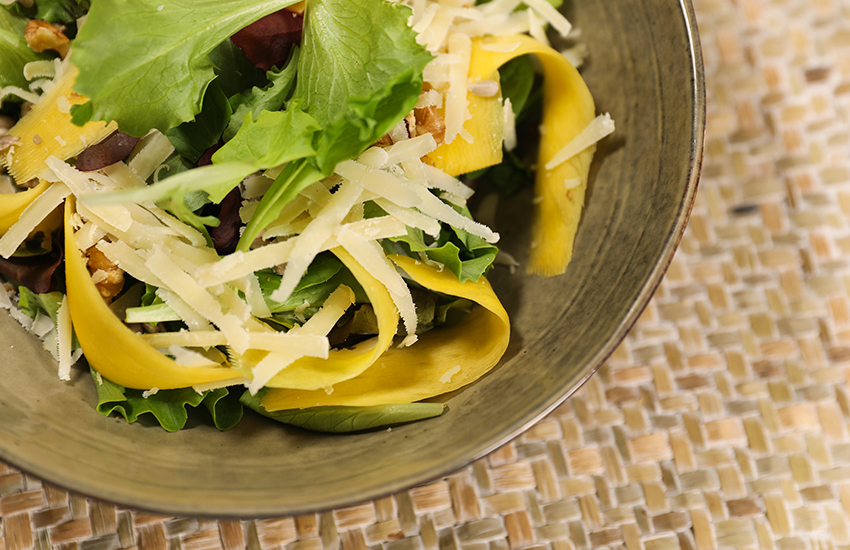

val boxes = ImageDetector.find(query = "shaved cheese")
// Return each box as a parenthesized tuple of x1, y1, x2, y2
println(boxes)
(156, 288, 213, 331)
(440, 365, 461, 383)
(47, 157, 135, 232)
(445, 33, 473, 145)
(335, 227, 418, 339)
(213, 284, 253, 323)
(335, 160, 420, 208)
(0, 284, 11, 309)
(357, 147, 390, 169)
(31, 310, 54, 338)
(422, 163, 474, 199)
(102, 162, 147, 190)
(126, 131, 174, 180)
(526, 8, 549, 47)
(383, 134, 438, 166)
(412, 181, 498, 242)
(168, 345, 220, 368)
(57, 294, 73, 380)
(246, 284, 351, 393)
(23, 60, 57, 81)
(544, 113, 615, 171)
(147, 247, 250, 352)
(192, 376, 251, 393)
(96, 240, 165, 287)
(503, 98, 517, 152)
(142, 330, 228, 348)
(195, 242, 294, 287)
(372, 198, 441, 237)
(0, 181, 70, 258)
(416, 89, 443, 108)
(147, 207, 207, 247)
(242, 173, 273, 199)
(522, 0, 572, 37)
(74, 221, 107, 251)
(480, 42, 521, 53)
(270, 179, 364, 303)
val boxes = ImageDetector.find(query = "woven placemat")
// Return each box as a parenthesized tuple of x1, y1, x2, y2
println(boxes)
(4, 0, 850, 548)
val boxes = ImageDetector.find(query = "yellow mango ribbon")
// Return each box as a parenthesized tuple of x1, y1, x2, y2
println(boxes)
(64, 197, 239, 389)
(261, 254, 510, 410)
(262, 247, 399, 390)
(427, 34, 598, 276)
(0, 180, 50, 234)
(2, 64, 116, 184)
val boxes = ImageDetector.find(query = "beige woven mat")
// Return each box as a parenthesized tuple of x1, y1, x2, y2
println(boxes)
(4, 0, 850, 548)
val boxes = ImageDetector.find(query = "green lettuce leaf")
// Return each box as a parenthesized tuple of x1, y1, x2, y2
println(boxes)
(212, 104, 320, 168)
(69, 0, 300, 136)
(202, 387, 243, 431)
(17, 286, 63, 323)
(231, 0, 432, 250)
(241, 390, 446, 433)
(166, 81, 232, 163)
(371, 201, 497, 283)
(296, 0, 432, 173)
(0, 9, 49, 93)
(224, 47, 300, 142)
(91, 369, 243, 432)
(207, 39, 267, 98)
(91, 369, 206, 432)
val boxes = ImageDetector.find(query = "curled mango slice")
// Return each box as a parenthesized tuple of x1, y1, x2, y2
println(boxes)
(428, 34, 598, 276)
(64, 197, 239, 389)
(2, 65, 117, 184)
(263, 247, 399, 390)
(0, 180, 50, 234)
(261, 254, 509, 410)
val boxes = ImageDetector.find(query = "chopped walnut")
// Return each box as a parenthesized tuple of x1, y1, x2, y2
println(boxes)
(374, 134, 394, 147)
(415, 105, 446, 146)
(25, 20, 70, 59)
(375, 112, 419, 147)
(87, 245, 125, 302)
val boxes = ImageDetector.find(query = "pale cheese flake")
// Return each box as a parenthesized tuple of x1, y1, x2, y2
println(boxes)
(56, 294, 73, 381)
(247, 285, 354, 393)
(544, 113, 615, 171)
(0, 181, 70, 258)
(335, 227, 418, 340)
(167, 345, 220, 367)
(440, 365, 461, 383)
(270, 179, 364, 304)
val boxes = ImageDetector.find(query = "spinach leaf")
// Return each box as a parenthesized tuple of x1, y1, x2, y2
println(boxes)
(241, 390, 446, 433)
(499, 55, 535, 117)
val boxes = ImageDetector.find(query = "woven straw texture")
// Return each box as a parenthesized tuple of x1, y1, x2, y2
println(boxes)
(4, 0, 850, 548)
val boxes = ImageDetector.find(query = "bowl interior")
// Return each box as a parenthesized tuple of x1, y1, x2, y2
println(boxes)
(0, 0, 704, 517)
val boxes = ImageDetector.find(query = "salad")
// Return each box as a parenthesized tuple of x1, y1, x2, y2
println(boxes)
(0, 0, 613, 432)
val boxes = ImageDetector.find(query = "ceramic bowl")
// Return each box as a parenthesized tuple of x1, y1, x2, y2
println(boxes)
(0, 0, 704, 517)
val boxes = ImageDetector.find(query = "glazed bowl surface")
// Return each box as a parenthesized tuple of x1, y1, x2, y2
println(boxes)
(0, 0, 704, 517)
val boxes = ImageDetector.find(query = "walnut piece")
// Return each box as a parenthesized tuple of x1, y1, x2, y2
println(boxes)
(415, 105, 446, 146)
(87, 245, 125, 303)
(25, 20, 70, 59)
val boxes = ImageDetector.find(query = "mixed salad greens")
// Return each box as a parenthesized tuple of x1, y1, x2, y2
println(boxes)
(0, 0, 612, 432)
